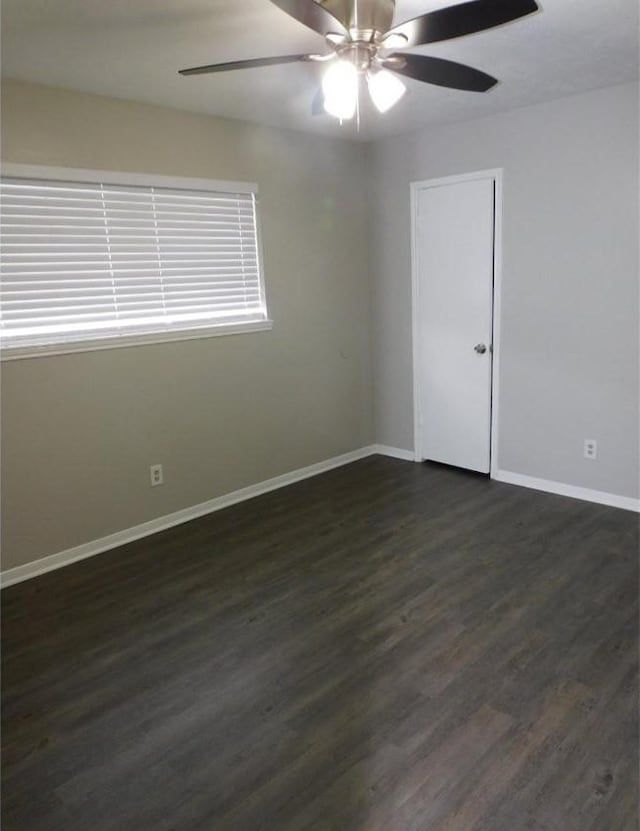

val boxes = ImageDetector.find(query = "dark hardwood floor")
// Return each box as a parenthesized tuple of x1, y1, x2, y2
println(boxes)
(2, 456, 638, 831)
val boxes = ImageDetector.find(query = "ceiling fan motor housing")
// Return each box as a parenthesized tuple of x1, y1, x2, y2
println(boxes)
(320, 0, 395, 41)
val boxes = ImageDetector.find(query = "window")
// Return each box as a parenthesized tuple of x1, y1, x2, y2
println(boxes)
(0, 165, 271, 357)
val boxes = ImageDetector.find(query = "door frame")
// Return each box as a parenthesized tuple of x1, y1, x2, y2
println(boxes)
(410, 168, 504, 478)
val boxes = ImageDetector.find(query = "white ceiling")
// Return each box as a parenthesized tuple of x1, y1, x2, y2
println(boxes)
(2, 0, 638, 141)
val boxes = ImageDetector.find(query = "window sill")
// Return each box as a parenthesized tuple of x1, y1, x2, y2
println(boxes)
(1, 319, 273, 361)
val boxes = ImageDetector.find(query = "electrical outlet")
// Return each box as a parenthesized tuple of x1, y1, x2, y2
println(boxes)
(584, 440, 597, 460)
(150, 464, 164, 486)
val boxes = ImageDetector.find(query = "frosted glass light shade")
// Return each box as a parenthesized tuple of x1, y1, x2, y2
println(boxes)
(367, 69, 406, 113)
(322, 60, 358, 120)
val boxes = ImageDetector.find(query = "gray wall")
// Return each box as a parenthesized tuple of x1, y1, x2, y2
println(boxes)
(1, 79, 373, 570)
(2, 79, 638, 573)
(370, 82, 639, 500)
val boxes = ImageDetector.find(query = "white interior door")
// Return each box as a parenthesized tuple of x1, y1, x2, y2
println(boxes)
(414, 175, 495, 473)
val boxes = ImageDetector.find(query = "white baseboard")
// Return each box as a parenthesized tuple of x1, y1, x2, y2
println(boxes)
(8, 451, 631, 588)
(493, 469, 640, 513)
(1, 446, 378, 588)
(371, 444, 418, 462)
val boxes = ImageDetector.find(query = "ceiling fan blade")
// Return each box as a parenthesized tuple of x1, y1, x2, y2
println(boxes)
(179, 54, 310, 76)
(311, 87, 325, 116)
(385, 53, 497, 92)
(268, 0, 348, 38)
(385, 0, 538, 49)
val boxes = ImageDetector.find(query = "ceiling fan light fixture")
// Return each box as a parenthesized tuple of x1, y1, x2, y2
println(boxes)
(179, 0, 540, 121)
(322, 59, 358, 120)
(367, 68, 406, 113)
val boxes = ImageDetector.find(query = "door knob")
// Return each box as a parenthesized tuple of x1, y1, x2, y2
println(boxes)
(474, 343, 487, 354)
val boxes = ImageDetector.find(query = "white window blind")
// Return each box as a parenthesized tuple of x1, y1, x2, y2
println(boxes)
(0, 172, 268, 352)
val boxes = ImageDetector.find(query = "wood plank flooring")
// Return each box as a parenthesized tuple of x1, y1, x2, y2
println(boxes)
(2, 456, 638, 830)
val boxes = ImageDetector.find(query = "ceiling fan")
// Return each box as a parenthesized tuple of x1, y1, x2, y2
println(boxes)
(179, 0, 539, 121)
